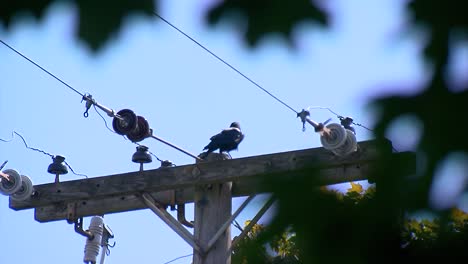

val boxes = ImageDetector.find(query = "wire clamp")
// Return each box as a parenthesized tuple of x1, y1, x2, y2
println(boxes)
(82, 94, 95, 118)
(297, 109, 310, 131)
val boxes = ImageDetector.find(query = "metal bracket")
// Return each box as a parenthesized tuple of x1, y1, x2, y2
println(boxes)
(74, 217, 94, 240)
(81, 93, 120, 119)
(141, 192, 203, 255)
(66, 202, 77, 224)
(297, 109, 329, 134)
(177, 203, 194, 228)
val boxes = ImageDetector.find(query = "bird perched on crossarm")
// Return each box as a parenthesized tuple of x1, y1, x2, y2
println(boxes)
(201, 122, 244, 159)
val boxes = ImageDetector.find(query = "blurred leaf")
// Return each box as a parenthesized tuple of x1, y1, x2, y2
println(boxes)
(407, 0, 468, 63)
(205, 0, 328, 47)
(0, 0, 156, 53)
(347, 182, 363, 194)
(76, 0, 155, 52)
(0, 0, 53, 27)
(372, 77, 468, 210)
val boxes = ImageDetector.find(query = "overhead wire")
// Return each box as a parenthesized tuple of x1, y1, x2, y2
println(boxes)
(0, 38, 172, 167)
(94, 105, 118, 134)
(161, 253, 193, 264)
(13, 132, 54, 158)
(152, 12, 298, 115)
(307, 106, 375, 133)
(153, 12, 377, 134)
(0, 132, 14, 142)
(0, 39, 84, 97)
(0, 131, 88, 178)
(2, 16, 378, 161)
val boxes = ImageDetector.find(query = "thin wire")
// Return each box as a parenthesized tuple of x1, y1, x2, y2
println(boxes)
(353, 122, 374, 132)
(64, 161, 88, 178)
(0, 132, 14, 142)
(13, 132, 54, 157)
(0, 39, 84, 97)
(94, 105, 117, 134)
(162, 253, 193, 264)
(153, 12, 298, 115)
(2, 131, 88, 178)
(307, 106, 342, 118)
(307, 106, 375, 132)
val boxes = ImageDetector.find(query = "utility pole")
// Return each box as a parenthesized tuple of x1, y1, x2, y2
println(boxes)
(8, 139, 414, 264)
(193, 153, 232, 264)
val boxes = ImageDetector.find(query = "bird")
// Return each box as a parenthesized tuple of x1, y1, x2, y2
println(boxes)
(201, 122, 244, 159)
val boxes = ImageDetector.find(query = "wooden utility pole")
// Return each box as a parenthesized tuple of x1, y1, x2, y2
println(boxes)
(8, 139, 412, 264)
(194, 153, 232, 264)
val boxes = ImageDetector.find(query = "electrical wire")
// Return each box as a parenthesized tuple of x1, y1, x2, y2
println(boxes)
(13, 132, 54, 158)
(0, 39, 84, 97)
(94, 105, 118, 134)
(64, 161, 88, 178)
(307, 106, 375, 132)
(153, 12, 298, 115)
(0, 132, 14, 142)
(0, 131, 88, 178)
(156, 12, 380, 134)
(306, 106, 341, 118)
(162, 253, 193, 264)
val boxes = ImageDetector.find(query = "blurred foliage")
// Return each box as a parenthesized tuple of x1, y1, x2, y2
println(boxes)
(2, 0, 468, 263)
(234, 184, 468, 263)
(0, 0, 327, 51)
(0, 0, 155, 52)
(205, 0, 328, 47)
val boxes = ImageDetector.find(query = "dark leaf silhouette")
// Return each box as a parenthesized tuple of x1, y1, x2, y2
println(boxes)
(206, 0, 328, 47)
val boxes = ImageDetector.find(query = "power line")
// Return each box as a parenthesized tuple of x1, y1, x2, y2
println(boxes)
(13, 132, 54, 158)
(153, 12, 298, 115)
(307, 106, 375, 132)
(0, 132, 14, 142)
(154, 13, 380, 134)
(0, 39, 84, 97)
(0, 131, 88, 178)
(64, 161, 88, 178)
(162, 253, 193, 264)
(94, 105, 118, 134)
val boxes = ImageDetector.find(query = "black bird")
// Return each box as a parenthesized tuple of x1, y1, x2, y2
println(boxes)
(202, 122, 244, 159)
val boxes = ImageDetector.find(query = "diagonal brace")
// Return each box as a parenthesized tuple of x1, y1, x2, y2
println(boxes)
(141, 193, 203, 254)
(205, 195, 256, 253)
(230, 195, 276, 250)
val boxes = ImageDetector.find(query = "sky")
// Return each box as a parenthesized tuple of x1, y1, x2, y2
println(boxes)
(0, 1, 466, 264)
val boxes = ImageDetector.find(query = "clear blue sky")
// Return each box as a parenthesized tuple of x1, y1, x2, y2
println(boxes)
(1, 1, 465, 263)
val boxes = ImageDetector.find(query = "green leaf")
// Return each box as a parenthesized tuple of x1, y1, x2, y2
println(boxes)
(347, 182, 363, 194)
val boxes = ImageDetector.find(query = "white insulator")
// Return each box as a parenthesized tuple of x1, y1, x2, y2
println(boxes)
(332, 129, 358, 156)
(11, 175, 34, 201)
(84, 216, 104, 264)
(320, 123, 347, 150)
(0, 169, 22, 195)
